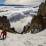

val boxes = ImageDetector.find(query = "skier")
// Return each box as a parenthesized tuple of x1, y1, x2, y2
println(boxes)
(1, 26, 7, 40)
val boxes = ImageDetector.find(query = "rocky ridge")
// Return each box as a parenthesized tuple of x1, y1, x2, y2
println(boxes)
(30, 0, 46, 33)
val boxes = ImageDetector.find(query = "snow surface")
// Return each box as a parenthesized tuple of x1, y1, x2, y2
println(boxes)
(0, 29, 46, 46)
(0, 5, 38, 33)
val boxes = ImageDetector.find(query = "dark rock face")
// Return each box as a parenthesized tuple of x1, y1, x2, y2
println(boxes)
(10, 27, 18, 33)
(37, 0, 46, 27)
(0, 16, 10, 32)
(30, 0, 46, 33)
(2, 16, 10, 31)
(21, 23, 31, 34)
(0, 16, 20, 33)
(10, 27, 15, 32)
(37, 2, 45, 16)
(21, 25, 28, 34)
(30, 15, 45, 33)
(45, 0, 46, 5)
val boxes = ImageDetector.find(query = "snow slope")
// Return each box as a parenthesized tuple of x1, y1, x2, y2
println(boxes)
(0, 29, 46, 46)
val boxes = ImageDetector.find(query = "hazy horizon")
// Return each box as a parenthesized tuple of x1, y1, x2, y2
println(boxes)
(0, 0, 45, 5)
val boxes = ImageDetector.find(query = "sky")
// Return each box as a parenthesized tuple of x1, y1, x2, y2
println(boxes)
(0, 0, 45, 5)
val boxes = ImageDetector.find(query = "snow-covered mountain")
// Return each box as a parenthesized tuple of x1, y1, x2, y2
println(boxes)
(0, 4, 45, 46)
(0, 5, 38, 33)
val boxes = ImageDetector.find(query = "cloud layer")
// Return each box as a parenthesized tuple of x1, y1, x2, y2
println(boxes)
(5, 0, 45, 5)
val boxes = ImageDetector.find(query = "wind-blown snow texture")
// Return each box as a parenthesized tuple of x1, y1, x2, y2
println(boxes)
(0, 29, 46, 46)
(0, 5, 38, 33)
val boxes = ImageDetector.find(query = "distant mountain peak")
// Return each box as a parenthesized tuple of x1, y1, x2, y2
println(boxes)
(0, 4, 25, 6)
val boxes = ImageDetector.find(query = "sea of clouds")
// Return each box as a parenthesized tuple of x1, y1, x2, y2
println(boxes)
(0, 5, 39, 33)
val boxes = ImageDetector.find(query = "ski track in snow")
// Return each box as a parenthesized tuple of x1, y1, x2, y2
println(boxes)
(0, 29, 46, 46)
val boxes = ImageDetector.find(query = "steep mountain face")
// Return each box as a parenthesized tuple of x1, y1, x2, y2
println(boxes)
(30, 0, 46, 33)
(0, 16, 10, 31)
(37, 0, 46, 27)
(30, 15, 45, 33)
(37, 2, 46, 16)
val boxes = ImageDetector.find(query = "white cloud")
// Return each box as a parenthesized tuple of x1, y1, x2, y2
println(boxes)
(5, 0, 45, 5)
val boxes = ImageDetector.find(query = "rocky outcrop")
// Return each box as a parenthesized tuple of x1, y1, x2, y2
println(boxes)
(30, 0, 46, 33)
(0, 16, 10, 31)
(45, 0, 46, 5)
(30, 15, 45, 33)
(37, 2, 46, 16)
(21, 23, 31, 34)
(37, 0, 46, 27)
(0, 16, 20, 33)
(10, 27, 20, 33)
(0, 16, 16, 33)
(37, 3, 46, 17)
